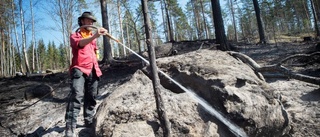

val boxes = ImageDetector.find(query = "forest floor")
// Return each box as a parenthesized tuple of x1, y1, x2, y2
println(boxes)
(0, 40, 319, 136)
(235, 41, 320, 136)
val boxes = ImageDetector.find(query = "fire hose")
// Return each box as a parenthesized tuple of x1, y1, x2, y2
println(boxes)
(81, 25, 248, 137)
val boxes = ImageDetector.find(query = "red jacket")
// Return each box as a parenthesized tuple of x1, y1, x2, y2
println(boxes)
(69, 31, 102, 77)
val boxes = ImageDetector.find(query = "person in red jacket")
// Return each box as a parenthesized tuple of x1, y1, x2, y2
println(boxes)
(65, 11, 107, 137)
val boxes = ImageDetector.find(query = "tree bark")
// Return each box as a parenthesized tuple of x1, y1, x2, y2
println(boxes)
(141, 0, 171, 136)
(211, 0, 230, 51)
(19, 0, 31, 75)
(253, 0, 266, 44)
(30, 0, 36, 72)
(100, 0, 113, 64)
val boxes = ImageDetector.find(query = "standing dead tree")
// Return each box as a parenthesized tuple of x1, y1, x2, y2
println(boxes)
(228, 51, 320, 85)
(141, 0, 171, 136)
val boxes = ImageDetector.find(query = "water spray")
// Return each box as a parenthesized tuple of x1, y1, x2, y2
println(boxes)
(81, 25, 248, 137)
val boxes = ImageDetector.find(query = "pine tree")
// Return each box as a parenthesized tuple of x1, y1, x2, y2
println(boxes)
(37, 39, 46, 72)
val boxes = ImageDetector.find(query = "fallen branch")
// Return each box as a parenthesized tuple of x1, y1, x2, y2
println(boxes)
(228, 51, 320, 85)
(279, 52, 320, 65)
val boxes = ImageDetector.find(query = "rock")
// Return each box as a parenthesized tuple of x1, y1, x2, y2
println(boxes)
(112, 121, 155, 137)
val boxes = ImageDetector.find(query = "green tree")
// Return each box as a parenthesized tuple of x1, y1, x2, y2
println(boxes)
(59, 43, 67, 69)
(37, 39, 46, 72)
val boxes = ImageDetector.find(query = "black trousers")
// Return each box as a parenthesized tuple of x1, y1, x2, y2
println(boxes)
(65, 68, 99, 128)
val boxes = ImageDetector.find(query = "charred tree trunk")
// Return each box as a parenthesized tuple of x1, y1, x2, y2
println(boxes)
(253, 0, 266, 44)
(211, 0, 230, 51)
(141, 0, 171, 136)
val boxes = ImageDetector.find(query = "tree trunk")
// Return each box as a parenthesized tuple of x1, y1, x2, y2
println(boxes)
(253, 0, 266, 44)
(310, 0, 320, 37)
(57, 0, 70, 67)
(141, 0, 171, 136)
(19, 0, 30, 75)
(164, 0, 174, 42)
(160, 0, 168, 42)
(191, 0, 201, 39)
(100, 0, 113, 63)
(200, 0, 209, 39)
(10, 26, 16, 76)
(117, 0, 126, 57)
(11, 0, 24, 74)
(230, 0, 238, 42)
(30, 0, 36, 72)
(0, 29, 3, 77)
(211, 0, 230, 51)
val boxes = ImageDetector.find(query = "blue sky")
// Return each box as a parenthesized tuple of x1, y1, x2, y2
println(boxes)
(35, 0, 223, 47)
(34, 0, 189, 46)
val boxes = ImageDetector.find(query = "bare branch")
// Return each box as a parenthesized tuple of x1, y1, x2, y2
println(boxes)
(228, 51, 320, 85)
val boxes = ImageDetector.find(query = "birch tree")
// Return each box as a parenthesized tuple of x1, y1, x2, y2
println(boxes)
(29, 0, 37, 72)
(11, 0, 24, 74)
(19, 0, 31, 74)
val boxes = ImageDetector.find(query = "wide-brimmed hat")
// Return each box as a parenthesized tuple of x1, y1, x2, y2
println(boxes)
(78, 12, 96, 22)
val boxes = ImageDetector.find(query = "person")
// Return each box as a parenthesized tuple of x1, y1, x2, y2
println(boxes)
(65, 11, 107, 137)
